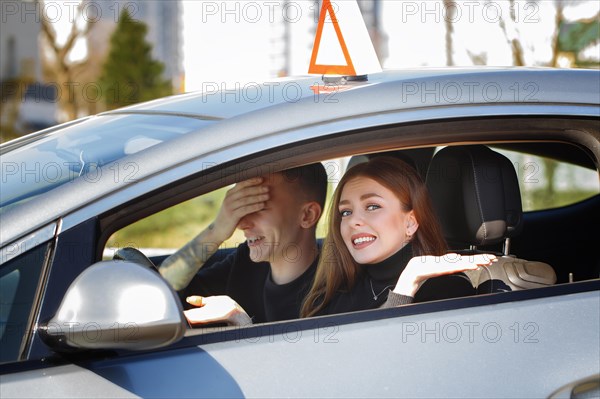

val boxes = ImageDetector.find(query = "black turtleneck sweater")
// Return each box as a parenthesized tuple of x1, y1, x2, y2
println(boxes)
(317, 243, 475, 315)
(179, 242, 318, 323)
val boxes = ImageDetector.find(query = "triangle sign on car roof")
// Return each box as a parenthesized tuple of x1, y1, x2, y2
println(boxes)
(308, 0, 382, 77)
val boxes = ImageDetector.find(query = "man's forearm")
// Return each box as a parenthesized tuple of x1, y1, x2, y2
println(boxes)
(159, 224, 224, 291)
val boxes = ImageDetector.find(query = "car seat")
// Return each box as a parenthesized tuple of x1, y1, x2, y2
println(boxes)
(425, 145, 557, 292)
(345, 148, 435, 181)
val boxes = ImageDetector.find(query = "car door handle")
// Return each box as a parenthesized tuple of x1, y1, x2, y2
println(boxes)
(548, 374, 600, 399)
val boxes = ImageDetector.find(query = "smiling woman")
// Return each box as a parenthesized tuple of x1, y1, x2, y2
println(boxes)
(1, 64, 598, 398)
(301, 156, 496, 318)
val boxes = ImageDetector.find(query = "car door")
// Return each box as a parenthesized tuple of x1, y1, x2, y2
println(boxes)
(2, 81, 599, 398)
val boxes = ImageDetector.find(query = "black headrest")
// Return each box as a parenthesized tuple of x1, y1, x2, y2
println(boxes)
(346, 148, 434, 180)
(426, 145, 523, 247)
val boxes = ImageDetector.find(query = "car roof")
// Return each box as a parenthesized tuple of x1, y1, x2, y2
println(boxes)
(4, 67, 599, 153)
(110, 67, 599, 120)
(1, 67, 599, 248)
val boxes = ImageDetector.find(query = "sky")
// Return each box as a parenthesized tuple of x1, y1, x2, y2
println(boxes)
(49, 0, 599, 91)
(182, 1, 315, 90)
(181, 0, 599, 92)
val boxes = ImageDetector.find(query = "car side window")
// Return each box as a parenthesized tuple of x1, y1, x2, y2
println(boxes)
(0, 242, 50, 363)
(494, 149, 599, 211)
(104, 186, 240, 260)
(104, 169, 335, 261)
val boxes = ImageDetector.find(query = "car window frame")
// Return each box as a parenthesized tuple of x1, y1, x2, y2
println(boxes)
(0, 238, 54, 363)
(4, 115, 595, 364)
(95, 115, 600, 252)
(90, 117, 599, 331)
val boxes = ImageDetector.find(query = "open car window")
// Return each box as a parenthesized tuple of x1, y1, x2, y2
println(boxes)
(492, 148, 599, 211)
(104, 160, 340, 261)
(105, 186, 235, 260)
(100, 140, 599, 331)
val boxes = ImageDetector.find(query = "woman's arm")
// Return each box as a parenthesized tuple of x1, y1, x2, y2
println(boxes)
(393, 253, 496, 297)
(380, 290, 414, 308)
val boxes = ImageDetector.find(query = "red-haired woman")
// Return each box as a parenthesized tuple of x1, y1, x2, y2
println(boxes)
(301, 156, 495, 317)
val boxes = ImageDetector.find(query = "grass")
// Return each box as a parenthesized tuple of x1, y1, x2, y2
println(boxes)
(521, 189, 597, 212)
(105, 187, 240, 249)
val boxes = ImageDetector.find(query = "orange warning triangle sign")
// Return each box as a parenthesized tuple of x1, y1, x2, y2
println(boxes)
(308, 0, 381, 76)
(308, 0, 356, 76)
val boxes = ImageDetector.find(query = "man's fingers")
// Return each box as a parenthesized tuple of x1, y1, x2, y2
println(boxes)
(184, 296, 243, 326)
(230, 177, 264, 194)
(186, 295, 204, 307)
(184, 308, 217, 325)
(222, 178, 264, 205)
(216, 181, 269, 229)
(225, 186, 269, 213)
(232, 192, 269, 210)
(235, 202, 267, 218)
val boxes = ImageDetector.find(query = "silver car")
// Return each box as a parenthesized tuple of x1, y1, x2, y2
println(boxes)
(1, 68, 599, 398)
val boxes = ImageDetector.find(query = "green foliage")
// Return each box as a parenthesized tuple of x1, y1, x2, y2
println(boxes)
(558, 16, 600, 68)
(106, 188, 229, 249)
(522, 189, 597, 212)
(99, 10, 172, 110)
(559, 18, 600, 53)
(1, 78, 34, 142)
(0, 127, 20, 144)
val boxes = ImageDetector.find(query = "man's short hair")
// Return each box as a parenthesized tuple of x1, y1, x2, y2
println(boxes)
(282, 163, 328, 209)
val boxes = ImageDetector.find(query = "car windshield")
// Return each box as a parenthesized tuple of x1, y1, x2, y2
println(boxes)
(0, 113, 212, 212)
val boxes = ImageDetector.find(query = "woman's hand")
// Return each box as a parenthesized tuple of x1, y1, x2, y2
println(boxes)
(394, 253, 497, 297)
(184, 295, 252, 326)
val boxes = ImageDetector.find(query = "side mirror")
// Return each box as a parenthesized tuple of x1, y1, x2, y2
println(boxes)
(39, 260, 187, 351)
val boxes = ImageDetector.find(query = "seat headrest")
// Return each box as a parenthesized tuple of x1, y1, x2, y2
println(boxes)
(426, 145, 523, 247)
(346, 149, 430, 178)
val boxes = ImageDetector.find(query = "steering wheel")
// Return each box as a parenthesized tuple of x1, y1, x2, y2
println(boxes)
(113, 247, 157, 270)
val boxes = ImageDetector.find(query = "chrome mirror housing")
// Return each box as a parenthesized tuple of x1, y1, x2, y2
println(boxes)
(39, 260, 187, 351)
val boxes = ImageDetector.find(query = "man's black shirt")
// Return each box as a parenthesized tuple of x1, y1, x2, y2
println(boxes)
(179, 242, 317, 323)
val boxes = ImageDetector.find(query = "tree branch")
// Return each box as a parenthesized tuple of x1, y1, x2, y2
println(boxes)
(40, 12, 60, 55)
(550, 0, 565, 67)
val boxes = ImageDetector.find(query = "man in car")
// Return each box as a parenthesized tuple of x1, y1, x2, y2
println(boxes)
(159, 163, 328, 325)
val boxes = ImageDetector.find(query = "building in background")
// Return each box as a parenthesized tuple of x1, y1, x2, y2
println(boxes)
(88, 0, 184, 92)
(1, 0, 58, 138)
(267, 1, 315, 77)
(0, 0, 41, 82)
(357, 0, 388, 64)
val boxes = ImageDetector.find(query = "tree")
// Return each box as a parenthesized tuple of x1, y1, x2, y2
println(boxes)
(556, 10, 600, 68)
(40, 0, 95, 121)
(495, 0, 598, 205)
(496, 0, 526, 66)
(99, 10, 172, 110)
(443, 0, 456, 66)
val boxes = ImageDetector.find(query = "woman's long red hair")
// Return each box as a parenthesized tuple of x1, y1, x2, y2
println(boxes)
(301, 156, 447, 317)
